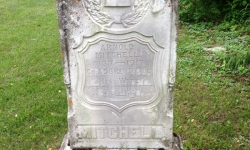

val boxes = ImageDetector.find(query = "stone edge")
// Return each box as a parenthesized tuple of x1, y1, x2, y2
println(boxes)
(60, 133, 183, 150)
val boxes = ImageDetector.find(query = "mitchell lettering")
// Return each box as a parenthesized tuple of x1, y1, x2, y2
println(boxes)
(96, 51, 141, 58)
(76, 125, 163, 139)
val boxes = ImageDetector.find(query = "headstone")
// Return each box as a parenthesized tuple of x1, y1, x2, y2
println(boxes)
(56, 0, 180, 149)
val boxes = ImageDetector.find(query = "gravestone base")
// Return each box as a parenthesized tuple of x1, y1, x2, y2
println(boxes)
(60, 133, 70, 150)
(60, 133, 183, 150)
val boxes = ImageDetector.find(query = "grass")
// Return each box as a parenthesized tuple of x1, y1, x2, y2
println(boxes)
(0, 0, 249, 149)
(174, 24, 250, 149)
(0, 0, 67, 149)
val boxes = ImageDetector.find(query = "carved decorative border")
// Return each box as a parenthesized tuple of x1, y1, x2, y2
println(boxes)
(74, 32, 163, 112)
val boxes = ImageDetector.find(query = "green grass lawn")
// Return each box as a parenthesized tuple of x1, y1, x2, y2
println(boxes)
(0, 0, 249, 149)
(175, 24, 250, 149)
(0, 0, 67, 149)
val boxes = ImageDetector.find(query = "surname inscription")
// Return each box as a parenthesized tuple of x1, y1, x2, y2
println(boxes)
(76, 125, 164, 140)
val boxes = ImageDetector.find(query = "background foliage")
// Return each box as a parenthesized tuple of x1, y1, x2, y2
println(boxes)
(180, 0, 250, 77)
(180, 0, 250, 24)
(177, 0, 249, 149)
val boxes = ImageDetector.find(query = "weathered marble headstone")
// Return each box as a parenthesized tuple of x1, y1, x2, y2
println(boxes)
(57, 0, 181, 149)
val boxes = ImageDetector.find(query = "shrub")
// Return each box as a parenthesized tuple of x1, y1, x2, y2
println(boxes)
(179, 0, 250, 24)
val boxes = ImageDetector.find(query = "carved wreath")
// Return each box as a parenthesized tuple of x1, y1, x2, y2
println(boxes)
(83, 0, 151, 28)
